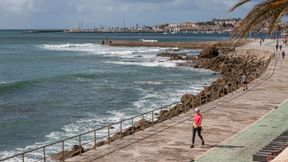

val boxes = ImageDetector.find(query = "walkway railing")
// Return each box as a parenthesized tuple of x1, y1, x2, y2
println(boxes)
(0, 48, 274, 162)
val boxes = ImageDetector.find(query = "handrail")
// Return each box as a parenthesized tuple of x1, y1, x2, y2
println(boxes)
(0, 101, 179, 162)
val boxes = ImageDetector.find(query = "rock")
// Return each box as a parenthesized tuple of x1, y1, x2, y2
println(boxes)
(199, 46, 219, 58)
(180, 93, 195, 108)
(156, 53, 186, 60)
(50, 145, 85, 161)
(133, 119, 152, 129)
(71, 145, 84, 156)
(158, 104, 185, 121)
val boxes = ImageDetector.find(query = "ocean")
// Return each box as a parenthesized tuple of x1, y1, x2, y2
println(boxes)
(0, 31, 228, 161)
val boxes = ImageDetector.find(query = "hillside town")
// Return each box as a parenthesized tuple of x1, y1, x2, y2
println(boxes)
(65, 17, 242, 34)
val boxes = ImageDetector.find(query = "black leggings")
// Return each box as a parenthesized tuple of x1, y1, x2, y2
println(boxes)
(192, 127, 204, 144)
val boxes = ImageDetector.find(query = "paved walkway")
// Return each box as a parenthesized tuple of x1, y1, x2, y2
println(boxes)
(196, 99, 288, 162)
(67, 40, 288, 162)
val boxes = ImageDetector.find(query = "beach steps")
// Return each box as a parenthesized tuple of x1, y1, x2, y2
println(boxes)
(253, 130, 288, 162)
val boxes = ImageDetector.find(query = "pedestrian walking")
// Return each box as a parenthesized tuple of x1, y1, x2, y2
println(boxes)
(191, 108, 205, 148)
(276, 44, 279, 52)
(279, 44, 282, 51)
(282, 51, 286, 59)
(242, 73, 248, 91)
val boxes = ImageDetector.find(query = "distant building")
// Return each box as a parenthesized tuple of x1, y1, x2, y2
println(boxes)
(180, 22, 197, 28)
(179, 22, 198, 32)
(168, 23, 178, 28)
(212, 18, 241, 26)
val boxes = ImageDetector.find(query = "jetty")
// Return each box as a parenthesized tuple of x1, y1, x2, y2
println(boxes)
(66, 40, 288, 162)
(102, 40, 246, 49)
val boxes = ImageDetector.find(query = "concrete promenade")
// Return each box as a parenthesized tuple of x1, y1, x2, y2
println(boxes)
(67, 40, 288, 162)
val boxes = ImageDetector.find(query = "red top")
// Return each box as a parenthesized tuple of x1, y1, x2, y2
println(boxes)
(194, 113, 202, 127)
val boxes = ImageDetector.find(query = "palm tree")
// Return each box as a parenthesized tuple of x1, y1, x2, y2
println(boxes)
(230, 0, 288, 38)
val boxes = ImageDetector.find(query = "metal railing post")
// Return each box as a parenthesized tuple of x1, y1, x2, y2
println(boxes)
(192, 98, 195, 108)
(22, 153, 24, 162)
(199, 96, 202, 106)
(107, 125, 111, 144)
(94, 130, 97, 150)
(152, 111, 154, 122)
(61, 141, 65, 162)
(43, 146, 46, 162)
(120, 121, 123, 133)
(131, 117, 134, 126)
(79, 135, 82, 155)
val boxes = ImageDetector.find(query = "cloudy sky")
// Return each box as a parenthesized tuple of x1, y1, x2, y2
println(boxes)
(0, 0, 255, 29)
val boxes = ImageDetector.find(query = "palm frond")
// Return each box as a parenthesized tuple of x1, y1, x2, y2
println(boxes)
(232, 0, 288, 38)
(229, 0, 251, 12)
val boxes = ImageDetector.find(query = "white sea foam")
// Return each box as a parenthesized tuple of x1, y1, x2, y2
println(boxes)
(41, 43, 166, 59)
(42, 43, 96, 52)
(134, 81, 163, 85)
(105, 59, 186, 68)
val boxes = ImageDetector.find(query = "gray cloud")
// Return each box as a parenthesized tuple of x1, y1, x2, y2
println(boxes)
(0, 0, 253, 29)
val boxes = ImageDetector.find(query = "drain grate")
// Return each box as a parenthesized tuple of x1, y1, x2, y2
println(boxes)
(253, 130, 288, 162)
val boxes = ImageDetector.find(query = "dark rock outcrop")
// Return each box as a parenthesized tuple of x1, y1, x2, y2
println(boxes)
(156, 52, 186, 60)
(199, 46, 219, 58)
(51, 145, 85, 161)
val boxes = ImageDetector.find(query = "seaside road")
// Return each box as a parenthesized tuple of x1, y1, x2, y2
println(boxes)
(67, 42, 288, 162)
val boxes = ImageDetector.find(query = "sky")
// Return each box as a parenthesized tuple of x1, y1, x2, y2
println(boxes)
(0, 0, 255, 29)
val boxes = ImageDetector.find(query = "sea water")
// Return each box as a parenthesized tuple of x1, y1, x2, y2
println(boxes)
(0, 31, 227, 160)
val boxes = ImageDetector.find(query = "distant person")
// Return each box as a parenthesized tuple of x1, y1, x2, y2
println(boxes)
(279, 44, 282, 51)
(191, 108, 205, 148)
(282, 51, 286, 59)
(242, 73, 248, 91)
(276, 44, 279, 52)
(260, 40, 262, 46)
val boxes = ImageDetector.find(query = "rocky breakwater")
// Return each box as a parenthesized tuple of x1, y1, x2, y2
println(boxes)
(157, 45, 274, 121)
